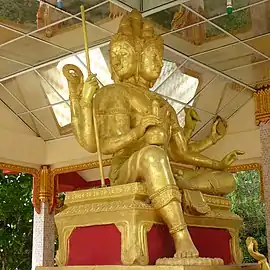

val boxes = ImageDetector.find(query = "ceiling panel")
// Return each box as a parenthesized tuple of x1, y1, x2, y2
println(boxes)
(179, 60, 217, 94)
(210, 1, 270, 41)
(0, 36, 68, 66)
(84, 2, 111, 24)
(225, 60, 270, 87)
(164, 21, 236, 56)
(0, 57, 29, 79)
(19, 112, 55, 140)
(0, 1, 266, 141)
(84, 2, 120, 34)
(146, 4, 203, 35)
(245, 34, 270, 58)
(183, 0, 266, 20)
(143, 0, 178, 11)
(189, 76, 245, 114)
(0, 83, 27, 114)
(0, 26, 22, 45)
(0, 1, 68, 33)
(217, 88, 253, 119)
(156, 68, 199, 105)
(1, 70, 66, 112)
(22, 107, 61, 138)
(32, 17, 111, 53)
(49, 0, 107, 15)
(192, 42, 267, 72)
(163, 48, 186, 65)
(117, 0, 141, 10)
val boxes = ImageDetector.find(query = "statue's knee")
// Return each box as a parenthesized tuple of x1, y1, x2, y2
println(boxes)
(139, 145, 167, 166)
(215, 171, 236, 194)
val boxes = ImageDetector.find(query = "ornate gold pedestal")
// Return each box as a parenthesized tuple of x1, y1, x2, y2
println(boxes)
(55, 183, 243, 266)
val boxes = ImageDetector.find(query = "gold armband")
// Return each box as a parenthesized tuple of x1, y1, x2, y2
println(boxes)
(169, 224, 187, 234)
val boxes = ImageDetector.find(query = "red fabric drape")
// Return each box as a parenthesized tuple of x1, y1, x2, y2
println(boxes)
(58, 172, 110, 193)
(67, 224, 233, 265)
(68, 225, 121, 265)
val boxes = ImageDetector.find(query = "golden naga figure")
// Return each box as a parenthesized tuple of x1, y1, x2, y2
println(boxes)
(246, 237, 269, 270)
(63, 10, 243, 262)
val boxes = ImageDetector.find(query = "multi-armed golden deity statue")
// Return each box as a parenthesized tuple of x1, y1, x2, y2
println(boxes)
(62, 9, 245, 266)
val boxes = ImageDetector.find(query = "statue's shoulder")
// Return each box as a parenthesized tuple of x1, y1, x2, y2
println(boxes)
(95, 83, 129, 99)
(94, 83, 131, 112)
(149, 91, 175, 111)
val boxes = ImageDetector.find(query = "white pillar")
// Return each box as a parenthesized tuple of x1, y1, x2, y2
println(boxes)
(259, 123, 270, 262)
(32, 202, 55, 270)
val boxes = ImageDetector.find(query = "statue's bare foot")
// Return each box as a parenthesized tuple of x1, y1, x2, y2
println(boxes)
(173, 228, 199, 258)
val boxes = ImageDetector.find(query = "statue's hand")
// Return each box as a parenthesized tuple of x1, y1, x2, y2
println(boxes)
(184, 107, 200, 130)
(81, 74, 99, 104)
(136, 114, 162, 138)
(210, 116, 227, 143)
(173, 169, 184, 181)
(62, 64, 84, 99)
(219, 150, 245, 169)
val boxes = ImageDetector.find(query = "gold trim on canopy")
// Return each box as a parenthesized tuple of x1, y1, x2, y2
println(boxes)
(254, 87, 270, 125)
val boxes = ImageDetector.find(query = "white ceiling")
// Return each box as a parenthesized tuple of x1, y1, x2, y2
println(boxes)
(0, 0, 268, 142)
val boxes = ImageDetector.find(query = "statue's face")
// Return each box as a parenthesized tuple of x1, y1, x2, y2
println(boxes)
(110, 40, 136, 81)
(139, 44, 163, 82)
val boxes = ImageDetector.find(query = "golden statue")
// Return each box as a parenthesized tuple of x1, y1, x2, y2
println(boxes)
(63, 10, 243, 263)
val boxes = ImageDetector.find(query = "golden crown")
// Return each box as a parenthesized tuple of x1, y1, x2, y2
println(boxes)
(110, 10, 164, 54)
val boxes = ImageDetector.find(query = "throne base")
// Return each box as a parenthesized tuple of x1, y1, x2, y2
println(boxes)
(55, 183, 243, 266)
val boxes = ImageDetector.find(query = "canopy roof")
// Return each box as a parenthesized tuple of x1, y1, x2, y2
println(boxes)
(0, 0, 267, 166)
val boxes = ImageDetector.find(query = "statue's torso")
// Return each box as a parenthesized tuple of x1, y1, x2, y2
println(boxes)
(95, 83, 175, 180)
(95, 82, 174, 144)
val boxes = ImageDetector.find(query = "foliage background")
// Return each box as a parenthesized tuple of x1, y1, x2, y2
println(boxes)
(0, 171, 33, 270)
(229, 170, 267, 263)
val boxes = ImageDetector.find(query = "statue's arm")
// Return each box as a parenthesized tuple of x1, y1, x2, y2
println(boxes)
(98, 108, 161, 155)
(63, 64, 97, 153)
(70, 98, 97, 153)
(169, 131, 221, 170)
(188, 116, 228, 153)
(98, 114, 142, 155)
(187, 136, 214, 153)
(168, 109, 243, 170)
(168, 111, 221, 170)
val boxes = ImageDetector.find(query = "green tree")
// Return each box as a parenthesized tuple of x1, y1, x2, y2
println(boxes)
(0, 171, 33, 270)
(229, 170, 267, 263)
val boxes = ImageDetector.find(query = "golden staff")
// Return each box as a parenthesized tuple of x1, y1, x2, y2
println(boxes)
(80, 5, 105, 187)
